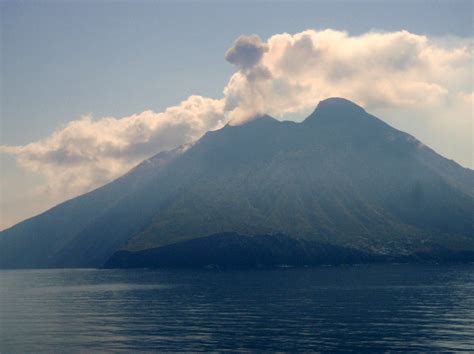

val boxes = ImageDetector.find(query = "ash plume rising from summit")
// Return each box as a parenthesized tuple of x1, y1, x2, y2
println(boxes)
(1, 29, 473, 229)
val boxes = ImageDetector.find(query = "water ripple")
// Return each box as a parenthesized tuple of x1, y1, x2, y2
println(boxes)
(1, 264, 473, 352)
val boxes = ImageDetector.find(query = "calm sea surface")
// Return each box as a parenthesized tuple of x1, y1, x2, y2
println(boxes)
(1, 264, 473, 352)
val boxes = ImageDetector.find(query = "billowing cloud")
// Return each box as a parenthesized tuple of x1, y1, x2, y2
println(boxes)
(225, 35, 269, 71)
(223, 29, 472, 123)
(1, 96, 225, 200)
(1, 29, 473, 227)
(221, 30, 472, 166)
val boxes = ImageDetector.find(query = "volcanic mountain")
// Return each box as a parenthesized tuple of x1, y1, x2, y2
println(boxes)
(1, 98, 473, 268)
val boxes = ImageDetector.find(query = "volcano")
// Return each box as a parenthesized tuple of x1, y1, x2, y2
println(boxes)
(1, 98, 473, 269)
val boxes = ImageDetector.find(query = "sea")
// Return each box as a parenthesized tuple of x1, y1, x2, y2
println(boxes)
(1, 264, 473, 352)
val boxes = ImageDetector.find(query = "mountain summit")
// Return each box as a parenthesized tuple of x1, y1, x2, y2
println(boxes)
(314, 97, 367, 113)
(1, 98, 473, 268)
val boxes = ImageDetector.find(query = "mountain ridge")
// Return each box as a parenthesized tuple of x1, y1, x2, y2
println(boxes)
(1, 97, 473, 269)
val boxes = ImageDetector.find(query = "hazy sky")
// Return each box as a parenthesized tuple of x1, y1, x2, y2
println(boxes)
(1, 0, 473, 230)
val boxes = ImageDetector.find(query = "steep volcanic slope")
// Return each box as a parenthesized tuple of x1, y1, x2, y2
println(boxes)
(1, 98, 473, 268)
(0, 149, 182, 268)
(119, 98, 473, 259)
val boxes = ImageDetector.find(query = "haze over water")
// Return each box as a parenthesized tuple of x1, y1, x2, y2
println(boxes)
(1, 264, 473, 352)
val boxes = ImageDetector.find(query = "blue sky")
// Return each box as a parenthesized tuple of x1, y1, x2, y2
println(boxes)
(1, 0, 473, 229)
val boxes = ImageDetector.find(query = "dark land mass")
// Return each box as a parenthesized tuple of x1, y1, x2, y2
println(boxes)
(1, 98, 473, 269)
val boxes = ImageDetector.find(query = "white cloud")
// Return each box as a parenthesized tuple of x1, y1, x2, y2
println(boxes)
(1, 29, 473, 227)
(223, 30, 472, 121)
(222, 30, 473, 166)
(1, 95, 225, 200)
